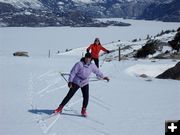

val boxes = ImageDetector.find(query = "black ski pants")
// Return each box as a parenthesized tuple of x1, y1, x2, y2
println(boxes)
(92, 58, 99, 68)
(60, 83, 89, 108)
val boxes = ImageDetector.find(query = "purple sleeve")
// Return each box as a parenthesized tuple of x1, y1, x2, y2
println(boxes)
(92, 64, 104, 78)
(68, 62, 80, 82)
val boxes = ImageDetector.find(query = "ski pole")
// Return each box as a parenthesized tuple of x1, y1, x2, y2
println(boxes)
(60, 72, 74, 88)
(100, 53, 108, 67)
(59, 72, 68, 83)
(61, 73, 70, 76)
(59, 72, 107, 83)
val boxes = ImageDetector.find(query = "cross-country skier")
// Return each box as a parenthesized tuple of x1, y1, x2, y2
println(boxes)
(86, 38, 110, 68)
(54, 52, 110, 117)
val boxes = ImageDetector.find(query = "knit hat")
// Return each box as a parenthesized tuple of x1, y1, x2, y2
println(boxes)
(85, 52, 92, 58)
(94, 37, 101, 44)
(94, 38, 100, 42)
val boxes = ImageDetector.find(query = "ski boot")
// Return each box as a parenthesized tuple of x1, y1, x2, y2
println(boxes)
(54, 105, 63, 113)
(81, 108, 87, 117)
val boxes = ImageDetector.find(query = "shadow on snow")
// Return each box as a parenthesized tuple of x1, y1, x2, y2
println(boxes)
(28, 109, 83, 117)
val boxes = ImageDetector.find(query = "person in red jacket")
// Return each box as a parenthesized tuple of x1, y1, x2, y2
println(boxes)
(86, 38, 110, 68)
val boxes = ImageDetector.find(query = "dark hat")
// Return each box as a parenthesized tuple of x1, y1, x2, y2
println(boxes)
(85, 52, 92, 58)
(94, 37, 100, 42)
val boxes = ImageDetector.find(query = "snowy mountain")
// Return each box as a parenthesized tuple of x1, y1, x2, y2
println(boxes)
(139, 0, 180, 22)
(0, 0, 178, 27)
(0, 0, 42, 8)
(0, 0, 131, 27)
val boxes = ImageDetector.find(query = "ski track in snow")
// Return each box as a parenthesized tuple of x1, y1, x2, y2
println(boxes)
(64, 116, 110, 135)
(28, 70, 109, 134)
(37, 70, 57, 80)
(37, 79, 59, 95)
(42, 114, 61, 134)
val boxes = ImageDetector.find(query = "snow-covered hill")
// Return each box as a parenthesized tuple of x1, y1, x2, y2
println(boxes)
(58, 27, 177, 60)
(1, 47, 180, 135)
(1, 49, 180, 135)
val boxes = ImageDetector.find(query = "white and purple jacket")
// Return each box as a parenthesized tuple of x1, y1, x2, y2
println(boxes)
(68, 58, 104, 87)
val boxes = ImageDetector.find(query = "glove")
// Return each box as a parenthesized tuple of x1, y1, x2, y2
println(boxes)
(103, 77, 110, 82)
(106, 50, 110, 53)
(86, 49, 89, 53)
(68, 82, 73, 88)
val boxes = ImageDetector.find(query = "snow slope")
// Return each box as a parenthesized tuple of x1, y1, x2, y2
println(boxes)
(1, 50, 180, 135)
(0, 20, 180, 135)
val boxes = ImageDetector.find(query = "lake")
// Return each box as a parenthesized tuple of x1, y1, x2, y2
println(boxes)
(0, 18, 179, 56)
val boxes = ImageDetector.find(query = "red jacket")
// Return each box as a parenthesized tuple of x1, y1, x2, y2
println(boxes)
(87, 44, 108, 59)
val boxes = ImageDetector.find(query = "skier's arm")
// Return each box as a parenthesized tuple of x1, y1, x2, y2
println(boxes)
(100, 45, 109, 53)
(86, 44, 92, 52)
(92, 64, 110, 82)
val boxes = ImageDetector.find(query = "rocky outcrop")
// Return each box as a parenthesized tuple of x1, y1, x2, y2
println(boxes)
(154, 52, 180, 59)
(168, 28, 180, 52)
(134, 40, 162, 58)
(13, 51, 29, 57)
(156, 62, 180, 80)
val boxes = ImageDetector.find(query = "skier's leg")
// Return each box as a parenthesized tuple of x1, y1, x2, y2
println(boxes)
(81, 84, 89, 116)
(60, 83, 79, 107)
(94, 58, 99, 68)
(81, 84, 89, 108)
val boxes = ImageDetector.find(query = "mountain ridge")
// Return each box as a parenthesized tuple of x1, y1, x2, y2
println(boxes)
(0, 0, 179, 27)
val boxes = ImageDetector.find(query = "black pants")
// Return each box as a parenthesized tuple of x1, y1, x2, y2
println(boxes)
(92, 58, 99, 68)
(60, 83, 89, 108)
